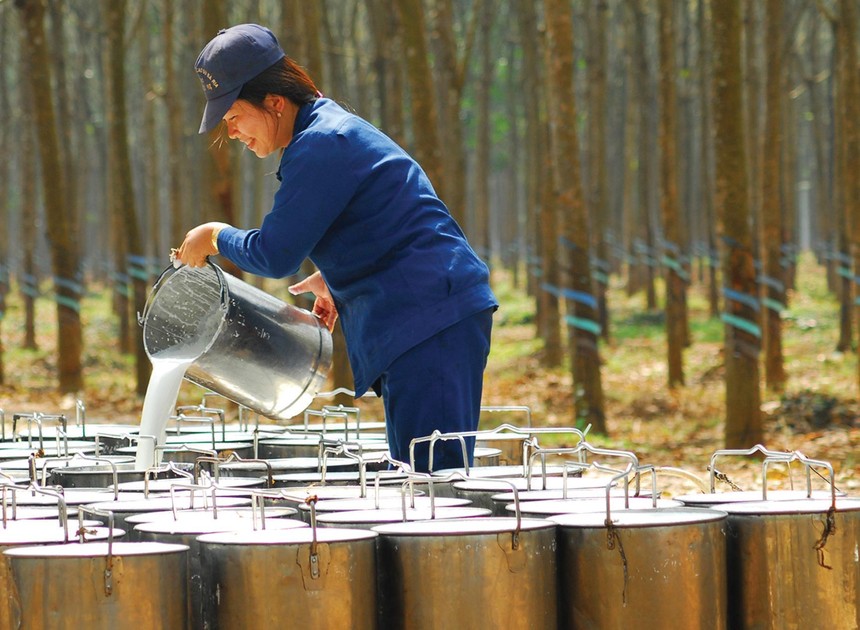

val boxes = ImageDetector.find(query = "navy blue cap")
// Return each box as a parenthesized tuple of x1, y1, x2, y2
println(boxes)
(195, 24, 286, 134)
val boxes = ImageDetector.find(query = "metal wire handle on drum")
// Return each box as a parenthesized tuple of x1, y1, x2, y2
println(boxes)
(761, 451, 838, 503)
(708, 444, 794, 493)
(76, 504, 115, 596)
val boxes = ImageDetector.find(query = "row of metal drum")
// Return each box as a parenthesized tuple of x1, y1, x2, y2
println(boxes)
(0, 411, 857, 629)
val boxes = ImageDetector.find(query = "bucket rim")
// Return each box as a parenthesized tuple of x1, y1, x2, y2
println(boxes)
(140, 262, 229, 362)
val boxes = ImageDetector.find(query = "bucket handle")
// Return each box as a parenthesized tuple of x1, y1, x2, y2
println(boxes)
(762, 451, 837, 505)
(76, 505, 115, 596)
(27, 485, 70, 539)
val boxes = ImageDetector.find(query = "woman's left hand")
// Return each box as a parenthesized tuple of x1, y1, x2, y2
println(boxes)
(175, 222, 231, 267)
(289, 271, 338, 331)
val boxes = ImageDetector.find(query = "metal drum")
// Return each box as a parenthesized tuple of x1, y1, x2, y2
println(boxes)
(374, 517, 558, 629)
(508, 496, 681, 518)
(719, 497, 860, 629)
(551, 507, 728, 629)
(141, 263, 332, 422)
(135, 515, 308, 628)
(198, 527, 378, 629)
(85, 495, 251, 532)
(313, 506, 491, 529)
(451, 474, 605, 510)
(3, 542, 188, 628)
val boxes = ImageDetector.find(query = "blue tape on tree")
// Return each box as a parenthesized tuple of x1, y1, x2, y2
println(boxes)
(565, 314, 602, 336)
(127, 265, 150, 281)
(55, 294, 81, 313)
(757, 274, 785, 292)
(54, 276, 83, 295)
(592, 271, 609, 285)
(720, 312, 761, 337)
(723, 287, 760, 311)
(762, 297, 785, 314)
(661, 255, 690, 281)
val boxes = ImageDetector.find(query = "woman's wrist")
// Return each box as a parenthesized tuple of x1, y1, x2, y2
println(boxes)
(211, 224, 226, 253)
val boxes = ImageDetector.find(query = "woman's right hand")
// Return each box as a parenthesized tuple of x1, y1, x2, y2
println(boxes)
(175, 222, 231, 267)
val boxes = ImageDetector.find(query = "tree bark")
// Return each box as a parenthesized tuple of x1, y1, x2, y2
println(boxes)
(837, 0, 860, 391)
(104, 0, 151, 395)
(393, 0, 444, 196)
(761, 0, 786, 391)
(17, 0, 84, 392)
(711, 0, 763, 447)
(588, 0, 611, 342)
(164, 0, 184, 251)
(544, 0, 606, 433)
(473, 0, 493, 258)
(517, 0, 561, 365)
(697, 0, 720, 319)
(659, 0, 686, 387)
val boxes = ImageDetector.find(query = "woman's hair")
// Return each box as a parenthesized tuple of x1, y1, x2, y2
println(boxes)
(238, 56, 320, 108)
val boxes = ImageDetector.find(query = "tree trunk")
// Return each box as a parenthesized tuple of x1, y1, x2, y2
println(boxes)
(711, 0, 763, 447)
(545, 0, 606, 433)
(104, 0, 151, 396)
(761, 0, 786, 391)
(834, 7, 854, 353)
(698, 0, 720, 319)
(200, 2, 242, 280)
(0, 8, 7, 383)
(518, 1, 562, 366)
(659, 0, 686, 387)
(429, 0, 477, 230)
(632, 1, 658, 311)
(394, 0, 444, 196)
(164, 0, 185, 247)
(17, 0, 84, 392)
(473, 0, 493, 258)
(367, 0, 405, 146)
(589, 0, 611, 342)
(837, 0, 860, 392)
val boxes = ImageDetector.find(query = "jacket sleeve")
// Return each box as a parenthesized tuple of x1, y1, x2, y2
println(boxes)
(217, 129, 360, 278)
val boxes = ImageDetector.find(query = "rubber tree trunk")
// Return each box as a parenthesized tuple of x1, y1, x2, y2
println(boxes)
(711, 0, 763, 448)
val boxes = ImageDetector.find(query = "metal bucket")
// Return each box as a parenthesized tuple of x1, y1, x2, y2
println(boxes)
(141, 264, 332, 422)
(136, 515, 307, 628)
(719, 497, 860, 629)
(373, 517, 558, 629)
(198, 527, 378, 629)
(3, 541, 188, 628)
(552, 507, 728, 629)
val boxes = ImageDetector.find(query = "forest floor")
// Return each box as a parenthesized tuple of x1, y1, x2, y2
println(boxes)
(0, 254, 857, 498)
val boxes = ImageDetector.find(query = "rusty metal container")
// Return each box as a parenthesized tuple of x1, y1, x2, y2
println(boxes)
(198, 527, 378, 629)
(374, 516, 558, 629)
(720, 497, 860, 629)
(552, 507, 728, 629)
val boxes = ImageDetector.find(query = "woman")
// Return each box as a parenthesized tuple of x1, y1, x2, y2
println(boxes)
(177, 24, 497, 473)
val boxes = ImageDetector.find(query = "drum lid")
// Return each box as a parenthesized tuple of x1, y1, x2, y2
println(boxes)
(373, 516, 556, 537)
(4, 541, 188, 558)
(550, 507, 728, 528)
(197, 526, 377, 546)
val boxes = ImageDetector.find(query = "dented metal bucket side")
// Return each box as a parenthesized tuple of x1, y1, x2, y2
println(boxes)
(556, 518, 727, 630)
(4, 547, 188, 629)
(725, 509, 860, 629)
(199, 537, 377, 629)
(375, 525, 558, 630)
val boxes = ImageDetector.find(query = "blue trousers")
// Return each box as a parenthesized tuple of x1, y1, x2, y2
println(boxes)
(376, 308, 493, 473)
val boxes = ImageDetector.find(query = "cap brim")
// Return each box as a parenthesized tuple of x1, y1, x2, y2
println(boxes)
(198, 84, 242, 134)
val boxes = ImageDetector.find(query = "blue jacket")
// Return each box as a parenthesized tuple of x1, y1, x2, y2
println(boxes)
(217, 98, 497, 396)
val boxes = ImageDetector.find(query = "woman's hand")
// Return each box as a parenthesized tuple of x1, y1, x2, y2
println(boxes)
(289, 271, 338, 332)
(175, 222, 231, 267)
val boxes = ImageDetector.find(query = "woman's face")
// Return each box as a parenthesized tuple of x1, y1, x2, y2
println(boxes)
(223, 99, 281, 158)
